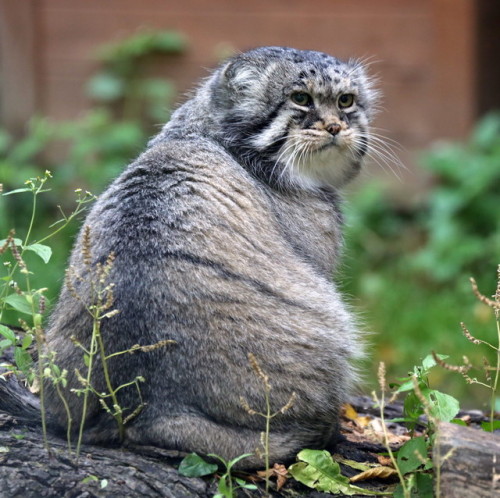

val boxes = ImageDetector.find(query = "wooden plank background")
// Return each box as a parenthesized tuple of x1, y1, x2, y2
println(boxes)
(1, 0, 498, 193)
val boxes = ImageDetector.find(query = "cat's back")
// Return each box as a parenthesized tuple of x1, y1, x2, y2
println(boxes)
(84, 136, 340, 285)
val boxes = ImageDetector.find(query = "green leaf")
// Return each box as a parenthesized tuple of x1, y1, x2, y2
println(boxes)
(421, 353, 448, 372)
(87, 72, 125, 101)
(217, 476, 230, 497)
(396, 379, 417, 393)
(403, 391, 425, 422)
(2, 188, 32, 196)
(424, 390, 460, 422)
(81, 475, 99, 484)
(0, 339, 12, 349)
(413, 472, 434, 497)
(289, 450, 349, 493)
(21, 333, 33, 350)
(396, 436, 427, 475)
(25, 243, 52, 263)
(288, 449, 389, 495)
(153, 31, 187, 52)
(178, 453, 218, 477)
(226, 452, 254, 469)
(472, 112, 500, 149)
(393, 482, 405, 498)
(14, 346, 32, 372)
(0, 324, 16, 344)
(3, 294, 34, 315)
(481, 420, 500, 432)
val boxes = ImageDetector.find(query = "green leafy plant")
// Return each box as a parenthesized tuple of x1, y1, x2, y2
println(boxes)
(208, 453, 258, 498)
(374, 358, 459, 498)
(413, 114, 500, 283)
(288, 449, 390, 496)
(88, 28, 186, 124)
(65, 225, 173, 457)
(432, 267, 500, 431)
(177, 453, 218, 478)
(178, 452, 257, 497)
(391, 354, 460, 434)
(343, 113, 500, 404)
(0, 174, 95, 449)
(178, 353, 296, 495)
(0, 175, 173, 459)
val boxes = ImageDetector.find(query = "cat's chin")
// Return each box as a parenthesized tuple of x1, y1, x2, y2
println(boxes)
(287, 146, 362, 190)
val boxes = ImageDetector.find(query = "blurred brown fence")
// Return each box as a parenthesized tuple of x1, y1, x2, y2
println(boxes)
(1, 0, 499, 189)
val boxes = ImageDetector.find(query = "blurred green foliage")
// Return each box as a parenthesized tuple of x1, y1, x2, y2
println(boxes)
(344, 113, 500, 406)
(88, 29, 186, 123)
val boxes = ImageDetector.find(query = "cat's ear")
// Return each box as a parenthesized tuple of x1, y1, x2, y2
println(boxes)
(220, 56, 261, 95)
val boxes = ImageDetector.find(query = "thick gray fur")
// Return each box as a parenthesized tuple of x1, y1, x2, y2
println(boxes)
(1, 47, 378, 467)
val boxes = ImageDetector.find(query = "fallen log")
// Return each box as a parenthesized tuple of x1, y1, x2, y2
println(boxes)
(0, 413, 211, 498)
(434, 421, 500, 498)
(1, 394, 496, 497)
(0, 398, 392, 498)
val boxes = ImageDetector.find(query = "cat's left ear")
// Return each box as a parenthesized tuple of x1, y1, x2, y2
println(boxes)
(220, 55, 262, 95)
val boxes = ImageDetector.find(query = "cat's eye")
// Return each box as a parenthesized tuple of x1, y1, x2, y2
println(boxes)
(337, 94, 355, 108)
(291, 92, 312, 106)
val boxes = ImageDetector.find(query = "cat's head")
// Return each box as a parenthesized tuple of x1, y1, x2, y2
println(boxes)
(209, 46, 380, 190)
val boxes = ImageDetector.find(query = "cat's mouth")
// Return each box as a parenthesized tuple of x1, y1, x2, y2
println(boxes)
(303, 129, 354, 153)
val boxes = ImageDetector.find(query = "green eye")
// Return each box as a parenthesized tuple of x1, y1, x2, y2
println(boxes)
(338, 94, 355, 108)
(291, 92, 312, 106)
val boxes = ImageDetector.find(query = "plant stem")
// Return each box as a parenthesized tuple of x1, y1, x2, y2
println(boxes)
(95, 319, 124, 440)
(76, 320, 98, 459)
(35, 334, 49, 452)
(491, 318, 500, 427)
(264, 388, 271, 494)
(23, 185, 39, 249)
(379, 389, 409, 498)
(35, 201, 88, 245)
(54, 380, 73, 453)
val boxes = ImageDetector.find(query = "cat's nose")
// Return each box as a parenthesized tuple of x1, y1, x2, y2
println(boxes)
(326, 123, 341, 136)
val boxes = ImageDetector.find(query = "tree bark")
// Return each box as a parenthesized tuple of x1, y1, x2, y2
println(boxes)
(0, 413, 212, 498)
(434, 421, 500, 498)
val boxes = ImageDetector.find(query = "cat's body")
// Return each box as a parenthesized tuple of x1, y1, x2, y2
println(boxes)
(1, 47, 378, 467)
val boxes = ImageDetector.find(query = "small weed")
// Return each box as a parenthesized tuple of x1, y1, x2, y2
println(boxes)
(208, 453, 258, 498)
(66, 226, 173, 457)
(373, 356, 458, 498)
(432, 266, 500, 430)
(240, 352, 296, 493)
(178, 452, 256, 497)
(0, 174, 95, 451)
